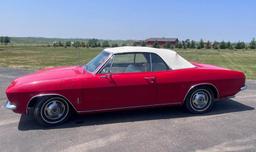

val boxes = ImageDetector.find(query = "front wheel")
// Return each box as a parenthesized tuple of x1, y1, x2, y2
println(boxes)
(33, 96, 71, 126)
(185, 87, 214, 114)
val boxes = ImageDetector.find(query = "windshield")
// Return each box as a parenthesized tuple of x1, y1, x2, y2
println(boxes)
(84, 51, 110, 72)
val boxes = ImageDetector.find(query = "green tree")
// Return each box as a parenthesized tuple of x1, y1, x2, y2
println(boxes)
(212, 41, 219, 49)
(182, 41, 187, 49)
(235, 41, 246, 49)
(0, 37, 3, 44)
(190, 40, 196, 49)
(250, 38, 256, 49)
(87, 39, 99, 47)
(58, 41, 64, 47)
(97, 42, 101, 47)
(73, 41, 81, 48)
(102, 41, 110, 47)
(53, 41, 63, 47)
(205, 41, 211, 49)
(3, 36, 10, 45)
(197, 39, 204, 49)
(132, 41, 138, 46)
(65, 41, 71, 47)
(219, 41, 227, 49)
(176, 41, 183, 49)
(121, 43, 127, 46)
(185, 39, 190, 48)
(81, 42, 86, 47)
(141, 41, 146, 46)
(111, 43, 118, 47)
(226, 41, 233, 49)
(53, 42, 58, 47)
(53, 41, 64, 47)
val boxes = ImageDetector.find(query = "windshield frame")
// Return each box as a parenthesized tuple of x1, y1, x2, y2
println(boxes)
(84, 51, 112, 74)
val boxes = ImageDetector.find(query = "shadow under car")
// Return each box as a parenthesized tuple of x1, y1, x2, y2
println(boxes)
(18, 99, 254, 131)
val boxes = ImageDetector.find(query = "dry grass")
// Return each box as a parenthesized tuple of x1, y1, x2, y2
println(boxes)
(0, 46, 255, 79)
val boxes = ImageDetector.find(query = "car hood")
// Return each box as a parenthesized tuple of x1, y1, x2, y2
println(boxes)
(12, 66, 84, 86)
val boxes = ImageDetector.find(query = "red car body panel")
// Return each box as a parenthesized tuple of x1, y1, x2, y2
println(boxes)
(6, 63, 246, 114)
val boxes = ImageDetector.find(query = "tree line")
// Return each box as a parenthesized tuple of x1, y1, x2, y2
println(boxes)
(0, 36, 11, 45)
(52, 38, 256, 49)
(1, 36, 256, 49)
(138, 38, 256, 49)
(52, 39, 119, 48)
(173, 38, 256, 49)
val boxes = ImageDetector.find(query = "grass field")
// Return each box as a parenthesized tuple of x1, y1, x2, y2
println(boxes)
(0, 46, 255, 79)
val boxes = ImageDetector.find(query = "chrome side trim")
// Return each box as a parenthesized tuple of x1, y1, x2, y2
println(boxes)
(4, 100, 16, 110)
(240, 85, 247, 91)
(183, 83, 220, 101)
(26, 93, 78, 114)
(27, 94, 182, 114)
(76, 102, 181, 113)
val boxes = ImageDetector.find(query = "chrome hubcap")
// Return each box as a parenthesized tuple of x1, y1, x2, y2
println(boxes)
(43, 100, 66, 120)
(191, 91, 209, 110)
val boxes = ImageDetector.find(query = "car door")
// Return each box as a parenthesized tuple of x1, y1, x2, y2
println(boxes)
(149, 53, 183, 104)
(94, 52, 158, 109)
(109, 72, 157, 108)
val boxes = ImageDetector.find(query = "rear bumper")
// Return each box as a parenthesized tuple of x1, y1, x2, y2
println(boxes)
(3, 100, 16, 110)
(240, 85, 247, 91)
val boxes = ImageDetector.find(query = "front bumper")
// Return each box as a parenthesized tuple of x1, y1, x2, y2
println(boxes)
(3, 100, 16, 110)
(240, 85, 247, 91)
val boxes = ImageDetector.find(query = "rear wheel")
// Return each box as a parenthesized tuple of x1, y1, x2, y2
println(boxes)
(185, 87, 214, 113)
(33, 96, 70, 126)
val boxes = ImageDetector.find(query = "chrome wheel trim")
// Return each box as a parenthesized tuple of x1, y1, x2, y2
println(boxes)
(40, 97, 69, 124)
(190, 89, 212, 112)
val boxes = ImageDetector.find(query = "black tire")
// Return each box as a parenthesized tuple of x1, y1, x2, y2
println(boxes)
(185, 86, 214, 114)
(33, 96, 71, 126)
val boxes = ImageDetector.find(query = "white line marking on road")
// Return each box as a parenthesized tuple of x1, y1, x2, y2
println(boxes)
(196, 136, 256, 152)
(236, 95, 256, 99)
(0, 119, 18, 126)
(63, 132, 126, 152)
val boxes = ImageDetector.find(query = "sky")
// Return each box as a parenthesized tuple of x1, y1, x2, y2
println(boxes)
(0, 0, 255, 42)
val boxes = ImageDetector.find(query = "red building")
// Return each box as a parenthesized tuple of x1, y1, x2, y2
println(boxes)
(145, 38, 179, 47)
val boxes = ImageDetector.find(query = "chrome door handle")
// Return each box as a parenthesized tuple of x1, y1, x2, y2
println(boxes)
(144, 76, 156, 83)
(100, 74, 112, 79)
(144, 76, 156, 80)
(100, 75, 108, 78)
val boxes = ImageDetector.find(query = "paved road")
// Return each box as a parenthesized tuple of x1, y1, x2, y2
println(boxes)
(0, 67, 256, 152)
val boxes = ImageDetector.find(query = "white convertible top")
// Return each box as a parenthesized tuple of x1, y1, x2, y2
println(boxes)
(104, 46, 195, 70)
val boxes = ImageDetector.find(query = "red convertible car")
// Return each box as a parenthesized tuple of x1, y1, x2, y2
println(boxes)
(4, 46, 246, 126)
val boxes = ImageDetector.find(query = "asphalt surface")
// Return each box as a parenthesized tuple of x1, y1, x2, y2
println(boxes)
(0, 67, 256, 152)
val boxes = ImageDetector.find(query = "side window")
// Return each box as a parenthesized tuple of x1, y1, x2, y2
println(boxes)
(112, 53, 149, 73)
(113, 53, 134, 64)
(100, 53, 150, 73)
(135, 53, 147, 63)
(150, 53, 169, 72)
